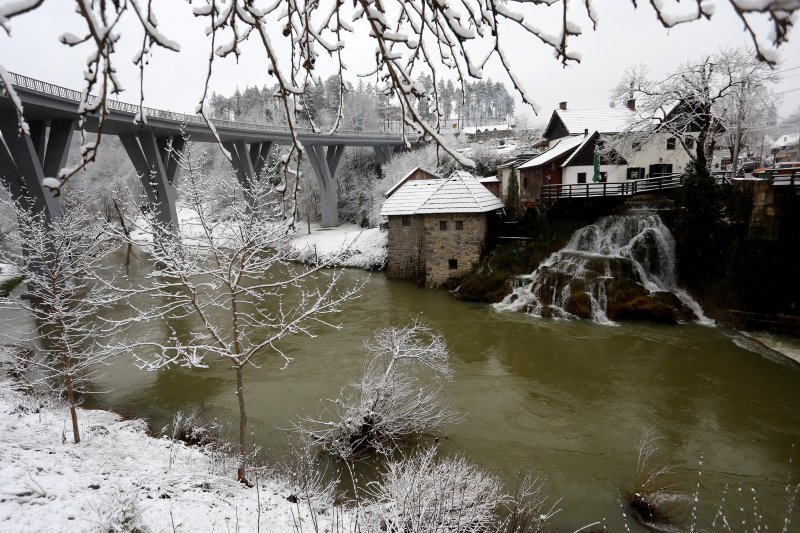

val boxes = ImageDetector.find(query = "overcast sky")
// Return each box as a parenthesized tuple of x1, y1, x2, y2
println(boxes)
(1, 0, 799, 128)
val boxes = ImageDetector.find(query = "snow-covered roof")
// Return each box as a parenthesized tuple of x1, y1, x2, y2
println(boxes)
(381, 170, 504, 216)
(555, 108, 635, 135)
(499, 153, 540, 169)
(478, 175, 499, 183)
(518, 135, 585, 169)
(771, 134, 799, 150)
(461, 123, 511, 135)
(384, 166, 440, 198)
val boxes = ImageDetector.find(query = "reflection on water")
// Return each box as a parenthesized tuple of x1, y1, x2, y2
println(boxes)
(4, 247, 800, 529)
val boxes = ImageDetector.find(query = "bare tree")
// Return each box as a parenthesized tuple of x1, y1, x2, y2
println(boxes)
(112, 139, 361, 484)
(0, 194, 116, 444)
(607, 48, 777, 175)
(363, 445, 505, 531)
(298, 320, 460, 460)
(1, 1, 796, 193)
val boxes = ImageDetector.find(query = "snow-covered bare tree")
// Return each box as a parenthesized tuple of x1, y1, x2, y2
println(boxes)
(114, 139, 361, 484)
(1, 1, 797, 192)
(363, 445, 504, 531)
(606, 48, 776, 176)
(0, 194, 116, 444)
(298, 320, 459, 460)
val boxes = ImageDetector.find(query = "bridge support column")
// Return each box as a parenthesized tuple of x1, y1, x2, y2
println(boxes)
(373, 144, 394, 166)
(120, 131, 179, 233)
(156, 135, 185, 186)
(223, 140, 274, 191)
(304, 143, 344, 228)
(0, 111, 74, 223)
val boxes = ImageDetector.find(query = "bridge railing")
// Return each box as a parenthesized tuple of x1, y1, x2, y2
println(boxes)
(541, 173, 684, 201)
(4, 71, 404, 138)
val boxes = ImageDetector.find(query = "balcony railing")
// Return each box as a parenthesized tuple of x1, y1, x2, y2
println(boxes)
(541, 173, 684, 201)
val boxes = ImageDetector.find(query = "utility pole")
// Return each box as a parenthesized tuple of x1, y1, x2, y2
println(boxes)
(731, 81, 747, 178)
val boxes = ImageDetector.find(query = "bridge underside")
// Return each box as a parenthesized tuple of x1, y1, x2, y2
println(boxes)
(1, 83, 411, 231)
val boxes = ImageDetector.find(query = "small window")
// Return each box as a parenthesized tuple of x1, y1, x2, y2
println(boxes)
(455, 220, 464, 230)
(523, 177, 529, 189)
(685, 137, 695, 149)
(439, 220, 448, 230)
(401, 215, 411, 226)
(632, 140, 642, 152)
(577, 172, 587, 184)
(448, 259, 458, 269)
(666, 137, 676, 150)
(627, 167, 644, 180)
(600, 171, 608, 183)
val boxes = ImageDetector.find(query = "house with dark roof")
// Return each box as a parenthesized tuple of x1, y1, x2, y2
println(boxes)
(380, 171, 504, 288)
(512, 101, 699, 204)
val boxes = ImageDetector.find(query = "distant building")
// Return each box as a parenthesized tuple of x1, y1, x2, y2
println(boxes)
(385, 167, 440, 198)
(478, 175, 501, 197)
(380, 171, 504, 288)
(770, 133, 799, 162)
(512, 100, 700, 204)
(459, 123, 515, 142)
(497, 152, 541, 201)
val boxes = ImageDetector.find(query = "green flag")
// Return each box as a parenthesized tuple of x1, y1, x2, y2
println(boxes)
(592, 145, 601, 183)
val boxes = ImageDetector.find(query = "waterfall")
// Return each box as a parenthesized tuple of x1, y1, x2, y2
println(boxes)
(495, 214, 712, 325)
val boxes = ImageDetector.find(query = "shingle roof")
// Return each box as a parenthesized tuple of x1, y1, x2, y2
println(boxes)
(384, 166, 440, 198)
(517, 135, 585, 169)
(380, 170, 504, 216)
(555, 108, 635, 135)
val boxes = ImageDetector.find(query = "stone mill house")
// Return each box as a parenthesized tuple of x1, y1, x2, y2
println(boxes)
(381, 169, 504, 288)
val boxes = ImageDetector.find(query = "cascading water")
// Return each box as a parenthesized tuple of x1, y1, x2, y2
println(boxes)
(495, 214, 712, 325)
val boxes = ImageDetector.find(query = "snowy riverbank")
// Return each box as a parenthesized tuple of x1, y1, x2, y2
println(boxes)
(0, 351, 352, 532)
(130, 206, 388, 271)
(288, 223, 387, 270)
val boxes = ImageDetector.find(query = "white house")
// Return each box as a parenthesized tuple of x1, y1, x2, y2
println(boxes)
(512, 101, 700, 202)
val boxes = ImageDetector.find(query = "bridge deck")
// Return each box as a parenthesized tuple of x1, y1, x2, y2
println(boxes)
(0, 71, 411, 146)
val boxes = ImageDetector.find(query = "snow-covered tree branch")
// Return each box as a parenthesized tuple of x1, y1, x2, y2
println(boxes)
(108, 138, 362, 484)
(297, 320, 460, 460)
(0, 193, 118, 444)
(1, 0, 796, 190)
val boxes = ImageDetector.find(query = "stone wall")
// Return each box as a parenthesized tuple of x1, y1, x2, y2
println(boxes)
(749, 181, 780, 240)
(423, 213, 487, 288)
(386, 215, 425, 282)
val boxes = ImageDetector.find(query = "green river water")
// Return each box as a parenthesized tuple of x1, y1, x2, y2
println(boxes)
(5, 246, 800, 530)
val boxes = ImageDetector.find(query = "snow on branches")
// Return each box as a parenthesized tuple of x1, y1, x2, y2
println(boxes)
(0, 0, 796, 183)
(297, 320, 460, 460)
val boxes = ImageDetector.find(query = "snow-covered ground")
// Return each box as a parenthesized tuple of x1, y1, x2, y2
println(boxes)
(289, 223, 387, 270)
(0, 261, 21, 286)
(0, 350, 353, 532)
(130, 206, 388, 271)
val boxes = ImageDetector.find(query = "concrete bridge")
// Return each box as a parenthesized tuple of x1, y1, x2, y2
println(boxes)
(0, 71, 412, 230)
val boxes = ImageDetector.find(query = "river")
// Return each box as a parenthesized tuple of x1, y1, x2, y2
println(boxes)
(4, 246, 800, 530)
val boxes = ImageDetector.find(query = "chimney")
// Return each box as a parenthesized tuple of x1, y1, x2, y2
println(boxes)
(559, 101, 567, 111)
(584, 128, 588, 136)
(626, 98, 636, 111)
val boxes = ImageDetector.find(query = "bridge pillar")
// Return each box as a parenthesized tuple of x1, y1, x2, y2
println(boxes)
(0, 111, 74, 223)
(373, 144, 395, 166)
(223, 140, 274, 190)
(156, 135, 185, 186)
(120, 131, 179, 233)
(304, 143, 344, 228)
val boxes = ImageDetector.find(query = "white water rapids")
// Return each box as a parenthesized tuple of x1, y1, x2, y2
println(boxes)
(495, 214, 712, 325)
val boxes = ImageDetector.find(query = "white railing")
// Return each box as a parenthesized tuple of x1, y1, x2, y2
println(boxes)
(4, 71, 402, 138)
